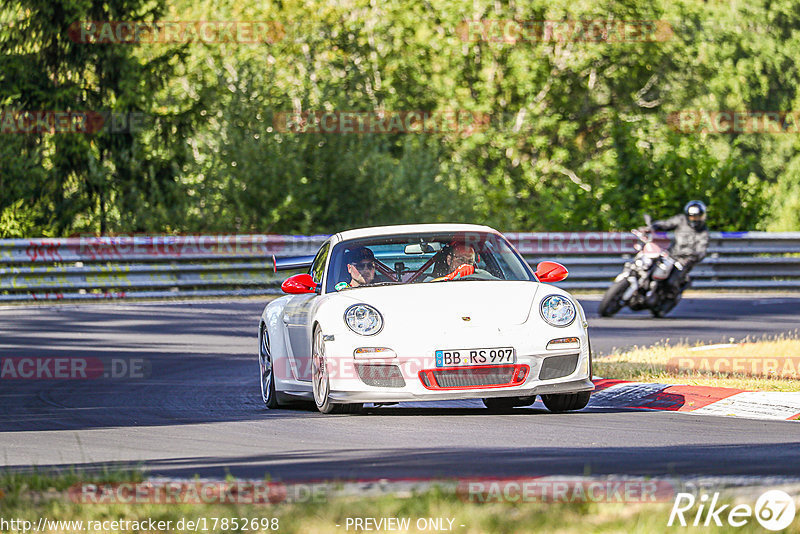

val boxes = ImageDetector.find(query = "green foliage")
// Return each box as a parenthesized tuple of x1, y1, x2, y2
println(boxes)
(1, 0, 798, 236)
(0, 0, 202, 235)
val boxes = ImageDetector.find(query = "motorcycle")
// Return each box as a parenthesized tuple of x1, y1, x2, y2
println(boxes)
(598, 215, 686, 318)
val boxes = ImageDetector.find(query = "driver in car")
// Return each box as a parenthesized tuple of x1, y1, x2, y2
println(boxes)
(444, 243, 477, 279)
(335, 246, 377, 290)
(430, 242, 485, 281)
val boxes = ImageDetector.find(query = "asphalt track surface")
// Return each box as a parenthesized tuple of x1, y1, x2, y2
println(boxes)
(1, 296, 799, 481)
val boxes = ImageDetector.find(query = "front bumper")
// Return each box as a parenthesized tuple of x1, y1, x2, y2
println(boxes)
(322, 329, 593, 404)
(328, 376, 594, 403)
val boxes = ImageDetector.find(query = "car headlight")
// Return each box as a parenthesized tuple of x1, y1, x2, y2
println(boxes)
(344, 304, 384, 336)
(540, 295, 576, 327)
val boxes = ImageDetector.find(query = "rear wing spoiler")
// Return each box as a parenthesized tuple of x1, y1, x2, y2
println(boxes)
(272, 255, 315, 273)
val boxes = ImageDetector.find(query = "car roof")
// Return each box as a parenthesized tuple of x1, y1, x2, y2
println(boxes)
(334, 223, 500, 242)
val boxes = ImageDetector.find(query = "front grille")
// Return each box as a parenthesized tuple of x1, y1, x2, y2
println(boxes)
(355, 364, 406, 388)
(420, 364, 528, 390)
(539, 353, 579, 380)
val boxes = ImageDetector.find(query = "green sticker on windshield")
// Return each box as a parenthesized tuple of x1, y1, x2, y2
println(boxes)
(335, 281, 350, 291)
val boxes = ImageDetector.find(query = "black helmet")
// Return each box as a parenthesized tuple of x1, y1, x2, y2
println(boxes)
(684, 200, 707, 230)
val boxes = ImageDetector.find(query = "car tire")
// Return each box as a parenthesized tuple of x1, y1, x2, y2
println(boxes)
(541, 391, 591, 413)
(312, 325, 363, 415)
(482, 396, 536, 412)
(598, 279, 629, 317)
(259, 322, 280, 409)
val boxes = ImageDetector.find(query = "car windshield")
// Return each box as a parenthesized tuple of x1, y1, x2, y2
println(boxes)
(325, 231, 535, 292)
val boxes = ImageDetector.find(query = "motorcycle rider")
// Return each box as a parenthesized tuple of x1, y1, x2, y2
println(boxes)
(639, 200, 709, 294)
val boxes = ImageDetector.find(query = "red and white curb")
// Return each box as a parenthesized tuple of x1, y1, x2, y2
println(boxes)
(589, 379, 800, 421)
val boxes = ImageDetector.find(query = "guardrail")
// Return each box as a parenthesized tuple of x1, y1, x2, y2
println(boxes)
(1, 232, 799, 301)
(507, 232, 800, 290)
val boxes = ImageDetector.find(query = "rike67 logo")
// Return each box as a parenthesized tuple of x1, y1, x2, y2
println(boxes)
(668, 490, 796, 531)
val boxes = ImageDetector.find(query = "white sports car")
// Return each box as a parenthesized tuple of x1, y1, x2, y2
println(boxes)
(259, 224, 593, 414)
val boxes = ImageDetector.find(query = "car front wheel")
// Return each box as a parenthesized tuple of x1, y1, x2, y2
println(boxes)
(541, 391, 591, 413)
(312, 326, 362, 414)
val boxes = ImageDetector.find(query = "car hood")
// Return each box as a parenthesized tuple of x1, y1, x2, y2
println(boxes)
(334, 281, 541, 326)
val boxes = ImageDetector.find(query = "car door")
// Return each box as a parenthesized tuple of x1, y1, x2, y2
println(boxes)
(283, 241, 330, 381)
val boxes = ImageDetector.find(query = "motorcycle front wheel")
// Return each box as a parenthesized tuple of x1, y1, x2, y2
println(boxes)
(598, 278, 630, 317)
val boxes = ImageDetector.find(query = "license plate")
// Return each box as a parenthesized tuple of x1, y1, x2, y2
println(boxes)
(434, 347, 516, 367)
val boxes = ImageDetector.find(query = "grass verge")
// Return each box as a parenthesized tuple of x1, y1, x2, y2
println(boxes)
(594, 334, 800, 391)
(2, 471, 798, 533)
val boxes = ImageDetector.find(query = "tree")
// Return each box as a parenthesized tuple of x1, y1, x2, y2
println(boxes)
(0, 0, 199, 236)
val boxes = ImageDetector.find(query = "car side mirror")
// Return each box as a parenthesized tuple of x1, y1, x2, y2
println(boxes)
(535, 261, 568, 283)
(281, 273, 318, 294)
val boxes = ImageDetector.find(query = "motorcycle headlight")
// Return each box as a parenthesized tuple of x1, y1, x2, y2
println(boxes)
(540, 295, 576, 327)
(344, 304, 384, 336)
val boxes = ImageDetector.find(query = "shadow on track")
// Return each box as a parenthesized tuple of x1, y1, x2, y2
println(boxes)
(5, 442, 800, 480)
